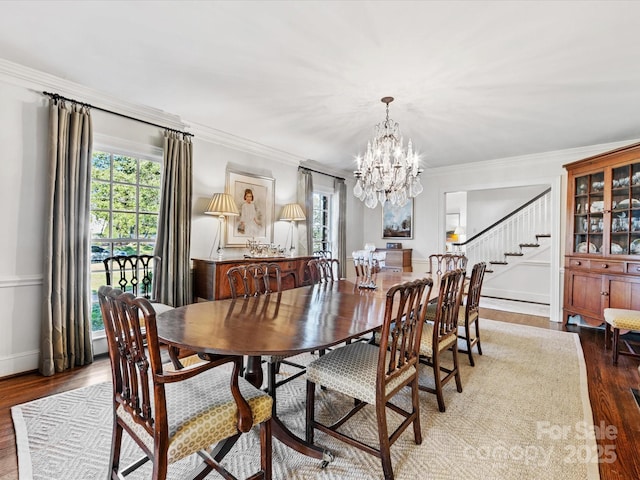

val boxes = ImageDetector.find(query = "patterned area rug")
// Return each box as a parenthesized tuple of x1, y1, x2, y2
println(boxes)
(12, 319, 600, 479)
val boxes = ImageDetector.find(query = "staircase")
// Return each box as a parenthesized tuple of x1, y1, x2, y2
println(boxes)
(453, 188, 552, 303)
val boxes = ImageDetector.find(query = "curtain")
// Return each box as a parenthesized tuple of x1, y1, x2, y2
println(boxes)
(154, 131, 192, 307)
(40, 99, 93, 376)
(297, 167, 314, 255)
(334, 178, 347, 277)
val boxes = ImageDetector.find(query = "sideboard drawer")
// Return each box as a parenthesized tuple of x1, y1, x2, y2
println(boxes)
(627, 263, 640, 274)
(589, 261, 625, 274)
(566, 258, 590, 269)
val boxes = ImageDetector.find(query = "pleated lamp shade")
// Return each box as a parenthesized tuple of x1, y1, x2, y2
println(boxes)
(205, 193, 239, 217)
(280, 203, 306, 221)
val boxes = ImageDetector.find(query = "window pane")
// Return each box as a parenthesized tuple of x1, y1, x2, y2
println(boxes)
(113, 184, 137, 211)
(140, 160, 161, 187)
(92, 151, 111, 181)
(113, 155, 137, 183)
(112, 212, 137, 239)
(91, 181, 110, 210)
(139, 214, 159, 239)
(139, 187, 160, 213)
(90, 212, 111, 239)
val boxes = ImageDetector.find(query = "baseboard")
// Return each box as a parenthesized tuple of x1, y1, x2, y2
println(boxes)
(0, 350, 39, 379)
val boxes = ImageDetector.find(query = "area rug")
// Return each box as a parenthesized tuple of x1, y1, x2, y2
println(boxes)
(11, 319, 600, 479)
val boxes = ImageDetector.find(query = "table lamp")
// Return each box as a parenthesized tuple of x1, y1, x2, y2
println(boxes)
(280, 203, 306, 256)
(205, 193, 239, 258)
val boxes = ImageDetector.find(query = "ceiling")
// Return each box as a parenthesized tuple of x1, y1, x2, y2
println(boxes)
(1, 1, 640, 173)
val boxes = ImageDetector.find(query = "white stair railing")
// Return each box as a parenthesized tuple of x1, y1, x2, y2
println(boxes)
(454, 188, 551, 269)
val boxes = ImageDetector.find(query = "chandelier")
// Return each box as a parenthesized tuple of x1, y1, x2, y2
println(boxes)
(353, 96, 423, 209)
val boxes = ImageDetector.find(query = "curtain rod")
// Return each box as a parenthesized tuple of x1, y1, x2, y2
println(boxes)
(42, 91, 193, 137)
(299, 166, 345, 181)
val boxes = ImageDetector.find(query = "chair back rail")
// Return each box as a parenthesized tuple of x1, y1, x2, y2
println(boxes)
(427, 254, 467, 275)
(465, 262, 487, 319)
(227, 263, 283, 298)
(307, 258, 341, 284)
(433, 269, 466, 341)
(103, 254, 160, 299)
(377, 278, 433, 391)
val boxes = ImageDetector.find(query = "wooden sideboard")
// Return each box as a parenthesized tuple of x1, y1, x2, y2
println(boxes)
(192, 256, 317, 301)
(375, 248, 413, 272)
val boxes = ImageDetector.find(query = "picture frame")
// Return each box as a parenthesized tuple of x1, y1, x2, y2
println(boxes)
(382, 199, 413, 239)
(225, 169, 275, 246)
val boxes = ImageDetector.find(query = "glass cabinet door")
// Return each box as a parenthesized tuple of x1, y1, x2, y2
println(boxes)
(611, 161, 640, 255)
(573, 172, 604, 254)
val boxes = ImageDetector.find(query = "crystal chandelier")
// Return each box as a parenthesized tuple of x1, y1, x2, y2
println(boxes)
(353, 97, 423, 209)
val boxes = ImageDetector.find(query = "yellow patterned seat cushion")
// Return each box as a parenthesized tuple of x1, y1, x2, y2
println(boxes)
(425, 303, 437, 321)
(117, 367, 272, 464)
(306, 342, 416, 405)
(458, 308, 478, 326)
(419, 322, 457, 358)
(604, 308, 640, 330)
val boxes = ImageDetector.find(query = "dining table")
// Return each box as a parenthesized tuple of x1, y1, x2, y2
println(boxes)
(156, 271, 437, 464)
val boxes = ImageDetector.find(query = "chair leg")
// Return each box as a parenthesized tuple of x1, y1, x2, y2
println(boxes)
(452, 344, 463, 393)
(475, 318, 482, 356)
(613, 327, 620, 365)
(604, 322, 611, 350)
(109, 421, 123, 478)
(411, 378, 422, 445)
(260, 419, 272, 480)
(267, 361, 277, 416)
(305, 380, 316, 444)
(465, 325, 475, 367)
(432, 353, 446, 413)
(376, 402, 394, 480)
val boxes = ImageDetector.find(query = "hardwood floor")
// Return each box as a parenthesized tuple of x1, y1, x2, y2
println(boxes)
(1, 308, 639, 479)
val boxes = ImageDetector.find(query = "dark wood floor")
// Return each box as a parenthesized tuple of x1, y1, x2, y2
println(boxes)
(1, 308, 639, 480)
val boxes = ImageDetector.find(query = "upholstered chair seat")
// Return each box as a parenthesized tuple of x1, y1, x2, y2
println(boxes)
(117, 366, 272, 464)
(306, 342, 416, 405)
(604, 308, 640, 365)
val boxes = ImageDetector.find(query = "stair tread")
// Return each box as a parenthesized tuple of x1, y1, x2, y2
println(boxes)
(520, 243, 540, 248)
(490, 261, 508, 265)
(505, 253, 524, 256)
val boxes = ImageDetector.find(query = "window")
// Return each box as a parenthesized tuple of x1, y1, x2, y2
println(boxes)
(89, 150, 162, 332)
(312, 192, 332, 254)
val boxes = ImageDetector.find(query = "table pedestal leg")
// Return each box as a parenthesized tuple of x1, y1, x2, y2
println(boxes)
(244, 355, 332, 463)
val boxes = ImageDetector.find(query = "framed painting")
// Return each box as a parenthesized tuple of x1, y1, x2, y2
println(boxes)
(382, 199, 413, 239)
(225, 170, 275, 246)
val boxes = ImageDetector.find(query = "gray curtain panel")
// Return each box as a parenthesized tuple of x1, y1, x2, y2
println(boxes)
(41, 99, 94, 376)
(154, 131, 193, 307)
(334, 178, 347, 277)
(297, 167, 314, 255)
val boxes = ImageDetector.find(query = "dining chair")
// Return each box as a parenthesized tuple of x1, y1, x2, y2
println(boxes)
(313, 249, 332, 259)
(102, 254, 201, 369)
(98, 285, 273, 480)
(305, 278, 433, 480)
(427, 253, 467, 275)
(226, 263, 305, 410)
(102, 254, 174, 314)
(353, 255, 380, 278)
(421, 268, 466, 412)
(458, 262, 487, 366)
(307, 258, 341, 283)
(604, 308, 640, 365)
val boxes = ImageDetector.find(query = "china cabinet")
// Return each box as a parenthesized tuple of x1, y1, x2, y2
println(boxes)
(563, 142, 640, 325)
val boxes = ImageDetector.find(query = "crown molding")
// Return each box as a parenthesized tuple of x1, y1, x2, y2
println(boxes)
(0, 58, 186, 131)
(428, 138, 640, 177)
(187, 121, 305, 166)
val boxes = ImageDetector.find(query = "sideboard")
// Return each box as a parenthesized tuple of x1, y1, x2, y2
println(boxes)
(192, 255, 317, 301)
(375, 248, 413, 272)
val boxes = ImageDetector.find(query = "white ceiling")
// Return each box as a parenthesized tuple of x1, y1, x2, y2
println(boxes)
(1, 1, 640, 172)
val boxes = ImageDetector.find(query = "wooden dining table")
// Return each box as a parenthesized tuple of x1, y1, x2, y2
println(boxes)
(156, 271, 437, 463)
